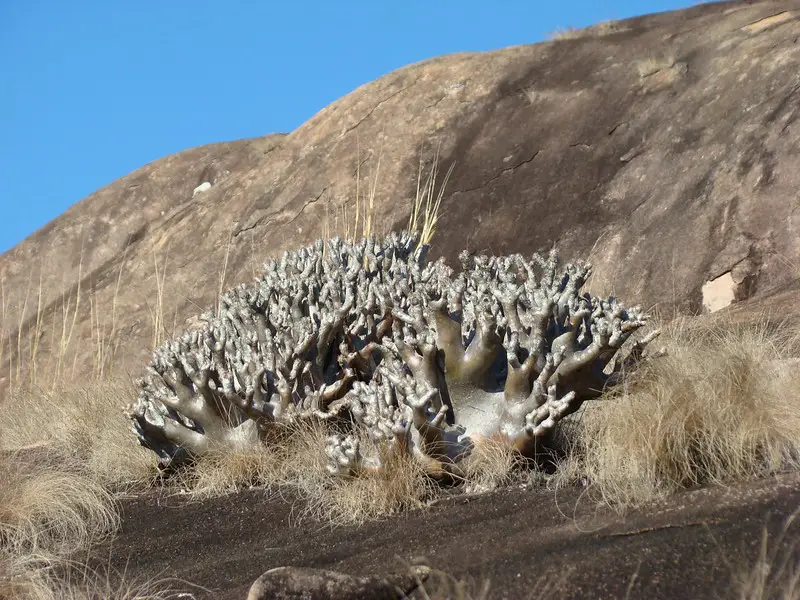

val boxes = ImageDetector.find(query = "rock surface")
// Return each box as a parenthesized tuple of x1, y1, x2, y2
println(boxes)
(2, 0, 800, 389)
(245, 565, 430, 600)
(101, 472, 800, 599)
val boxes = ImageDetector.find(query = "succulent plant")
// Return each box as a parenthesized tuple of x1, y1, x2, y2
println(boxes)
(127, 231, 658, 479)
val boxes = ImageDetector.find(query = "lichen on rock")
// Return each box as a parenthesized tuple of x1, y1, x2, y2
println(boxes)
(126, 231, 659, 479)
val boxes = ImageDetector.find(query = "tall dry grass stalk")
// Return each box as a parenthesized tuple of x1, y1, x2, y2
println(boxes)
(407, 143, 455, 246)
(329, 131, 385, 247)
(0, 228, 135, 392)
(352, 130, 383, 243)
(1, 277, 11, 388)
(88, 244, 129, 381)
(27, 267, 45, 386)
(214, 228, 234, 316)
(323, 138, 454, 253)
(147, 241, 169, 350)
(556, 317, 800, 509)
(53, 238, 85, 386)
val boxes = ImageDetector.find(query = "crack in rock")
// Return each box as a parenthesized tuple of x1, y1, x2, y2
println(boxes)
(451, 150, 541, 196)
(342, 84, 413, 136)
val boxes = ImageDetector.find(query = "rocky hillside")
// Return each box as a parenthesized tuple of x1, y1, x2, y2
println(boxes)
(2, 0, 799, 391)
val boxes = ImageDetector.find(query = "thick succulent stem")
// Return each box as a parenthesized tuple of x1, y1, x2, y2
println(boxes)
(128, 231, 653, 478)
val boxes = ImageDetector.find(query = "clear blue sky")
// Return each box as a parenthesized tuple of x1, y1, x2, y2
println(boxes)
(0, 0, 705, 254)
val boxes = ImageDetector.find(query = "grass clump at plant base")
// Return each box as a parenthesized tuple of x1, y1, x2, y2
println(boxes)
(275, 422, 438, 527)
(555, 316, 800, 509)
(461, 436, 528, 494)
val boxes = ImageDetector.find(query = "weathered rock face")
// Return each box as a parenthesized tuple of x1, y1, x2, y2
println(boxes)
(1, 0, 799, 391)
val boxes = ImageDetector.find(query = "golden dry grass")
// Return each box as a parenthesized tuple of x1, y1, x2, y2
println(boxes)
(555, 316, 800, 509)
(0, 553, 202, 600)
(0, 452, 118, 560)
(323, 137, 453, 249)
(406, 142, 455, 246)
(178, 443, 281, 499)
(0, 380, 154, 488)
(461, 437, 526, 494)
(275, 423, 436, 526)
(0, 448, 120, 600)
(170, 420, 436, 526)
(635, 55, 677, 78)
(546, 20, 628, 41)
(302, 446, 435, 526)
(0, 447, 201, 599)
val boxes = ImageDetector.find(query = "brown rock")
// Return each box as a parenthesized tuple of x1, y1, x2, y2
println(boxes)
(244, 565, 430, 600)
(2, 0, 800, 388)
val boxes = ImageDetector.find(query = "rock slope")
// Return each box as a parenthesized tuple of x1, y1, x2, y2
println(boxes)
(2, 0, 799, 390)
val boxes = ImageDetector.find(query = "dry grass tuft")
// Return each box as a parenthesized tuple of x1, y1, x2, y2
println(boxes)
(732, 509, 800, 600)
(151, 413, 438, 527)
(556, 317, 800, 509)
(635, 55, 676, 78)
(273, 420, 334, 497)
(0, 553, 202, 600)
(547, 20, 628, 41)
(0, 452, 119, 560)
(307, 449, 435, 526)
(279, 424, 436, 526)
(412, 569, 492, 600)
(176, 420, 437, 526)
(410, 563, 571, 600)
(0, 449, 130, 600)
(182, 443, 281, 499)
(0, 380, 155, 488)
(0, 548, 54, 600)
(0, 448, 202, 599)
(462, 437, 525, 493)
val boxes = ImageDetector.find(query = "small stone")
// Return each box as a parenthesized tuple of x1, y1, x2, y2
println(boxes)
(192, 181, 212, 197)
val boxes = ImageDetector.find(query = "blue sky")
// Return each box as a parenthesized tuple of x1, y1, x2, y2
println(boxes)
(0, 0, 705, 254)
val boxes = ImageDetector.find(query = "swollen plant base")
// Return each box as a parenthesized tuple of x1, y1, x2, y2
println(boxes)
(126, 231, 659, 481)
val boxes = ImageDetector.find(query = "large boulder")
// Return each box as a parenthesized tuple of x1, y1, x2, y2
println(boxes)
(1, 0, 799, 391)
